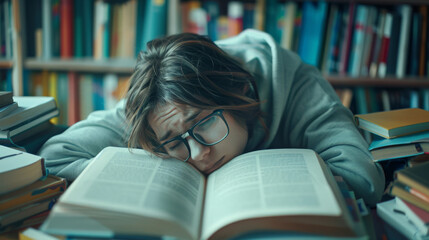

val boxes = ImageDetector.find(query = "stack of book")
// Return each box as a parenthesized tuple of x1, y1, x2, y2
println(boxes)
(0, 145, 67, 235)
(354, 108, 429, 239)
(0, 93, 60, 153)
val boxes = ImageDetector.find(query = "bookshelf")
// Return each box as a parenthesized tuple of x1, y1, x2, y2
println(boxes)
(2, 0, 428, 125)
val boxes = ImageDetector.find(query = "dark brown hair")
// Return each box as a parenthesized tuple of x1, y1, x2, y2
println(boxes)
(125, 33, 263, 152)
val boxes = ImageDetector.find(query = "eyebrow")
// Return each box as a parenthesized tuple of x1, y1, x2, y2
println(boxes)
(159, 110, 203, 142)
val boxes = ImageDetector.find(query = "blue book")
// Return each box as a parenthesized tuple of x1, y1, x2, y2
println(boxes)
(264, 0, 278, 42)
(135, 0, 146, 56)
(92, 75, 104, 111)
(203, 1, 219, 41)
(298, 1, 328, 67)
(42, 0, 52, 60)
(140, 0, 167, 51)
(348, 5, 368, 77)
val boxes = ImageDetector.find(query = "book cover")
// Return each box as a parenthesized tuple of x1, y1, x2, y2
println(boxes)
(321, 4, 339, 74)
(0, 175, 66, 214)
(0, 96, 57, 130)
(140, 0, 167, 51)
(41, 148, 362, 240)
(242, 1, 255, 31)
(228, 1, 244, 38)
(82, 0, 93, 57)
(396, 161, 429, 198)
(253, 0, 266, 31)
(369, 130, 429, 150)
(339, 3, 356, 74)
(376, 199, 429, 240)
(395, 197, 429, 235)
(48, 72, 58, 125)
(395, 5, 412, 78)
(390, 181, 429, 212)
(24, 0, 42, 58)
(359, 6, 377, 77)
(280, 1, 297, 50)
(348, 5, 368, 77)
(103, 74, 118, 110)
(42, 0, 52, 60)
(0, 145, 46, 195)
(264, 0, 277, 41)
(67, 72, 80, 125)
(92, 75, 104, 111)
(203, 1, 219, 41)
(73, 0, 83, 58)
(377, 12, 393, 78)
(298, 1, 328, 67)
(56, 73, 68, 126)
(0, 91, 13, 108)
(51, 0, 60, 57)
(385, 12, 401, 77)
(60, 0, 74, 59)
(0, 102, 17, 119)
(354, 108, 429, 139)
(369, 10, 386, 78)
(419, 6, 427, 77)
(79, 74, 94, 120)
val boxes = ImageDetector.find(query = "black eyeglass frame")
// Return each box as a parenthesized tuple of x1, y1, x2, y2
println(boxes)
(155, 109, 230, 162)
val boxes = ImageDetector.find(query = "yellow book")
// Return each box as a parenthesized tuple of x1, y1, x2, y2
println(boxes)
(354, 108, 429, 139)
(49, 72, 58, 124)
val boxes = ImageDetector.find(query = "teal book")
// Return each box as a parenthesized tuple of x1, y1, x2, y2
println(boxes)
(135, 0, 146, 56)
(203, 1, 219, 41)
(73, 0, 83, 58)
(57, 73, 69, 125)
(92, 75, 104, 111)
(42, 0, 52, 60)
(140, 0, 167, 51)
(298, 1, 328, 67)
(264, 0, 278, 42)
(82, 0, 93, 57)
(348, 5, 368, 77)
(51, 0, 60, 57)
(102, 2, 111, 59)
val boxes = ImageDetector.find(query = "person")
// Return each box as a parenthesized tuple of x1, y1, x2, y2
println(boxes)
(39, 29, 385, 206)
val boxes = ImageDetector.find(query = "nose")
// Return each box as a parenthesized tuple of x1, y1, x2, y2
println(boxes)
(187, 137, 210, 161)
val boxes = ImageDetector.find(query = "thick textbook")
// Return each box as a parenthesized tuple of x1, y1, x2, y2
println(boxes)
(0, 146, 46, 195)
(396, 161, 429, 198)
(41, 147, 362, 240)
(354, 108, 429, 139)
(395, 197, 429, 235)
(369, 131, 429, 161)
(0, 96, 57, 130)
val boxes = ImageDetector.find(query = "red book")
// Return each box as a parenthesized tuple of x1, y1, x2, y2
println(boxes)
(339, 3, 356, 74)
(377, 12, 392, 78)
(60, 0, 74, 58)
(68, 72, 80, 125)
(396, 197, 429, 235)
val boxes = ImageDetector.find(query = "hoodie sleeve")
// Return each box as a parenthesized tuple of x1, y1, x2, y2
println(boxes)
(38, 100, 129, 181)
(279, 62, 385, 206)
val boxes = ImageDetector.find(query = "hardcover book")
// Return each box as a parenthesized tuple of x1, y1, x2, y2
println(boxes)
(354, 108, 429, 139)
(41, 147, 363, 240)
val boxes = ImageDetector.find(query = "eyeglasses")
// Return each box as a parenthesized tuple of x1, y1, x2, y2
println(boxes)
(155, 109, 229, 162)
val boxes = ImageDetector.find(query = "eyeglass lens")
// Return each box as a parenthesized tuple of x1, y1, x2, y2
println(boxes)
(163, 114, 228, 161)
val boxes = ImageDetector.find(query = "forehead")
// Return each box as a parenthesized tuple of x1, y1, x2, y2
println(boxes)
(148, 103, 200, 138)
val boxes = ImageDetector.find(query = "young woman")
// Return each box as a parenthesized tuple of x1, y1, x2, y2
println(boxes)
(39, 30, 385, 206)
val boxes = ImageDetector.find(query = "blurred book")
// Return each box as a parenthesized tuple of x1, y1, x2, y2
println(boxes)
(355, 108, 429, 139)
(0, 91, 13, 108)
(377, 199, 429, 240)
(369, 131, 429, 162)
(0, 102, 17, 118)
(0, 146, 46, 195)
(395, 197, 429, 236)
(0, 175, 66, 215)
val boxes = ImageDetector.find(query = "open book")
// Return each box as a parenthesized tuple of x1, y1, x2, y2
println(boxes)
(41, 147, 363, 240)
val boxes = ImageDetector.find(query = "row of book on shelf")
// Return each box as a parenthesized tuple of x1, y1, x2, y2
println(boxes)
(27, 71, 129, 126)
(354, 108, 429, 240)
(0, 90, 67, 235)
(13, 0, 429, 79)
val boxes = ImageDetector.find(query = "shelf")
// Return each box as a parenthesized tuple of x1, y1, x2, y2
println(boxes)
(0, 59, 13, 69)
(24, 58, 135, 74)
(326, 75, 429, 88)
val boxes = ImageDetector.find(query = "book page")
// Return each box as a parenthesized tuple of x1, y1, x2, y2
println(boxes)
(202, 149, 341, 239)
(60, 147, 205, 239)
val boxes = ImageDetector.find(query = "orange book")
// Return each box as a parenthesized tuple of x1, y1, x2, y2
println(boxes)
(354, 108, 429, 139)
(67, 72, 80, 125)
(60, 0, 74, 58)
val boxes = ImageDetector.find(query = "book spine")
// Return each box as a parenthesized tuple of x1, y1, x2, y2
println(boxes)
(377, 12, 393, 78)
(42, 0, 52, 60)
(339, 3, 356, 74)
(419, 6, 427, 77)
(228, 1, 244, 38)
(60, 0, 74, 59)
(67, 72, 80, 125)
(396, 5, 412, 78)
(348, 5, 368, 77)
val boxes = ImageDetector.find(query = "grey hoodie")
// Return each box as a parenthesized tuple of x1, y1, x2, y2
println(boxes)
(39, 29, 385, 206)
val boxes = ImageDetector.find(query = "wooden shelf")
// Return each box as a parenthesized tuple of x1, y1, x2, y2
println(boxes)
(326, 75, 429, 88)
(24, 58, 135, 74)
(0, 59, 13, 69)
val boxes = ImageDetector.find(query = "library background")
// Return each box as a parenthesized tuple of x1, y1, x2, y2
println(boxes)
(0, 0, 428, 126)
